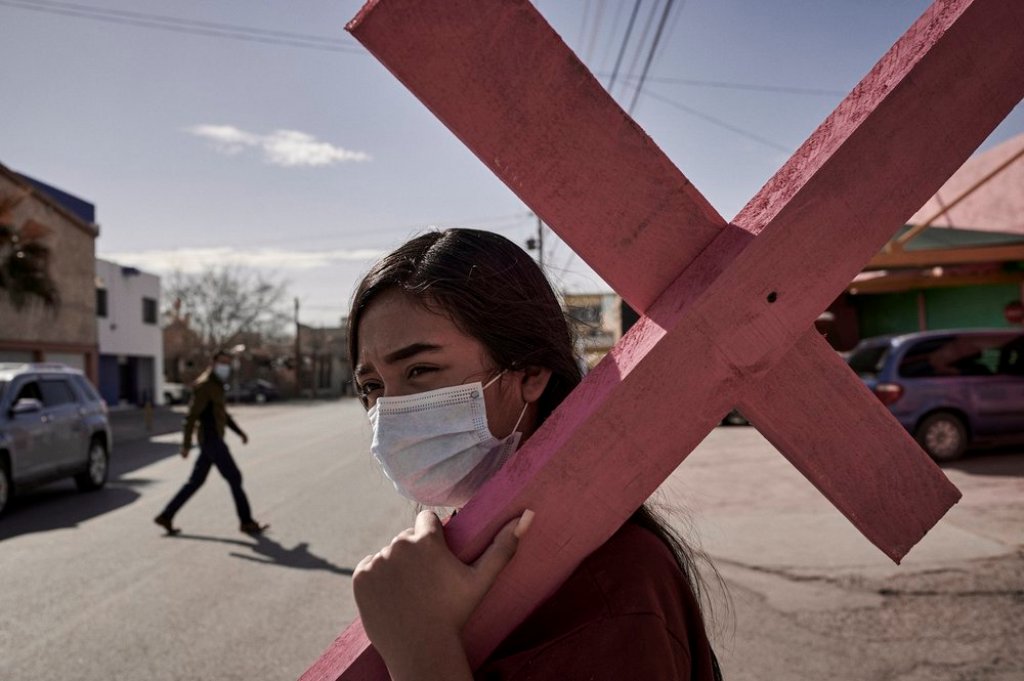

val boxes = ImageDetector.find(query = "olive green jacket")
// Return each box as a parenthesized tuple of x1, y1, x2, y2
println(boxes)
(182, 370, 244, 448)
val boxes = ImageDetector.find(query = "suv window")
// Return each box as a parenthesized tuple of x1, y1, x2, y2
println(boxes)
(40, 379, 77, 406)
(70, 375, 102, 403)
(14, 380, 43, 403)
(847, 344, 890, 378)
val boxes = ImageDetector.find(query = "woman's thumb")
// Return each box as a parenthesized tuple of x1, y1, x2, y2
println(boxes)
(472, 510, 534, 584)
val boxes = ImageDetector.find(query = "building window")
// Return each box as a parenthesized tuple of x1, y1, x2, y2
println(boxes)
(143, 297, 158, 325)
(96, 288, 108, 318)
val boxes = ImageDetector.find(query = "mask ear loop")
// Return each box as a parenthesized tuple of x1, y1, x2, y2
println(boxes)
(509, 400, 528, 437)
(482, 370, 506, 390)
(483, 369, 529, 439)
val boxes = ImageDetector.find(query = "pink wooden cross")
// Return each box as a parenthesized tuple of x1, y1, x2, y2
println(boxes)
(302, 1, 1024, 678)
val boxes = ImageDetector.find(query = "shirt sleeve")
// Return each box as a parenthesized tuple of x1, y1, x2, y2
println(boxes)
(182, 383, 210, 449)
(226, 413, 244, 437)
(493, 613, 691, 681)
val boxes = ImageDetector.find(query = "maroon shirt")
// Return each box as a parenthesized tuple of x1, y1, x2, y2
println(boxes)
(476, 520, 719, 680)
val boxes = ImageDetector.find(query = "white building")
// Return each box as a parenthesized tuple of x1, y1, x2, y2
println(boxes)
(95, 259, 165, 407)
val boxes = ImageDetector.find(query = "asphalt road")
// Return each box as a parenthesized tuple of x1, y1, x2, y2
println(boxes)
(0, 401, 1020, 680)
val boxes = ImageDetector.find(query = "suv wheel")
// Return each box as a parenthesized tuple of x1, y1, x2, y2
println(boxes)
(0, 457, 11, 516)
(75, 439, 109, 491)
(916, 412, 968, 462)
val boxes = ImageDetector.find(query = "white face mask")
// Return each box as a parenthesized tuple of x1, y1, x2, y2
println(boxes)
(367, 373, 528, 508)
(213, 364, 231, 382)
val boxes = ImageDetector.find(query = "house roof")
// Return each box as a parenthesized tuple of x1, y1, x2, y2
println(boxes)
(908, 132, 1024, 236)
(0, 162, 99, 238)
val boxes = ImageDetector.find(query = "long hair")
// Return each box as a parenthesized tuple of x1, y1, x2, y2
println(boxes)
(348, 228, 725, 643)
(347, 229, 580, 420)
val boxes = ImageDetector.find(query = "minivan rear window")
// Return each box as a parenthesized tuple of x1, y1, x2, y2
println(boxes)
(847, 344, 890, 378)
(898, 334, 1022, 378)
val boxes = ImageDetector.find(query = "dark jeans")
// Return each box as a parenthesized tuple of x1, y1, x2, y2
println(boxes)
(162, 437, 253, 524)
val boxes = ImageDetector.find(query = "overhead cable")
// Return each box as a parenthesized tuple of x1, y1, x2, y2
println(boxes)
(628, 0, 678, 114)
(0, 0, 363, 53)
(606, 0, 644, 96)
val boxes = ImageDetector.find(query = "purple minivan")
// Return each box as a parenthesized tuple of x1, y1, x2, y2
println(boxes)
(847, 329, 1024, 461)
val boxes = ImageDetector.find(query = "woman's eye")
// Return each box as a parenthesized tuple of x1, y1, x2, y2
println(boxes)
(358, 381, 383, 397)
(407, 366, 436, 380)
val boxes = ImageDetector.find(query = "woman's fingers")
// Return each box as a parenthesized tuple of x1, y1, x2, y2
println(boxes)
(414, 509, 443, 536)
(471, 509, 534, 587)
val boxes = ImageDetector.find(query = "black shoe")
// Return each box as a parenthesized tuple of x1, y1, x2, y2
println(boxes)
(240, 521, 269, 535)
(154, 514, 180, 536)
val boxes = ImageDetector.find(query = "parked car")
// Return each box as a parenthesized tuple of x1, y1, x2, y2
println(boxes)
(847, 329, 1024, 461)
(163, 381, 189, 405)
(721, 409, 749, 426)
(0, 363, 112, 515)
(235, 379, 281, 404)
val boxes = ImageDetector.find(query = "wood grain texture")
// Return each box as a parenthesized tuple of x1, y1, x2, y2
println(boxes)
(737, 330, 962, 563)
(302, 0, 1023, 678)
(346, 0, 727, 314)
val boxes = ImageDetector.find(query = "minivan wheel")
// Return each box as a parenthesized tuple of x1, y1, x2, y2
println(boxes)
(916, 412, 968, 462)
(75, 439, 109, 491)
(0, 458, 12, 516)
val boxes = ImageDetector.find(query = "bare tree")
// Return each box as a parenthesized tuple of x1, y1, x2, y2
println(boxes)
(0, 192, 59, 310)
(165, 267, 290, 352)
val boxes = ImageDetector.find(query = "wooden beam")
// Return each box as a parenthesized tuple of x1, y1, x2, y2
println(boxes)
(300, 0, 1024, 678)
(346, 0, 728, 315)
(737, 330, 961, 563)
(849, 269, 1024, 294)
(896, 143, 1024, 247)
(868, 243, 1024, 269)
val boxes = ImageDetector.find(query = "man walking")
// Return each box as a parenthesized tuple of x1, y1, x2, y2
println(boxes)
(155, 350, 268, 535)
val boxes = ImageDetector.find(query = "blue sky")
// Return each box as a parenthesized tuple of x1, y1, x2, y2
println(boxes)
(2, 0, 1021, 325)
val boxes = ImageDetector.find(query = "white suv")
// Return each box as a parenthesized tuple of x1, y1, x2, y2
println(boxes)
(0, 363, 112, 516)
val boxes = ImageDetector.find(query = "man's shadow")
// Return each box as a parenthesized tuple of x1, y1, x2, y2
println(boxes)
(169, 531, 353, 576)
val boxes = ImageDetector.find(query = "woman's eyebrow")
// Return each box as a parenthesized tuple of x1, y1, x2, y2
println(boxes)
(355, 342, 445, 377)
(383, 342, 444, 365)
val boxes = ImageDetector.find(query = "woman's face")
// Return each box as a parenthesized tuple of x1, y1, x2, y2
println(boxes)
(355, 288, 535, 440)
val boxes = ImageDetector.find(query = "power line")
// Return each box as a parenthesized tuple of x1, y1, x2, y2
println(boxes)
(623, 0, 662, 105)
(596, 0, 626, 75)
(635, 86, 792, 153)
(0, 0, 364, 54)
(628, 0, 678, 114)
(652, 0, 685, 66)
(583, 0, 606, 65)
(607, 0, 644, 97)
(576, 0, 591, 51)
(224, 211, 534, 249)
(606, 74, 845, 97)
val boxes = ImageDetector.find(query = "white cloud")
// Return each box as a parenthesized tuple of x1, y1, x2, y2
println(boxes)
(186, 125, 371, 167)
(100, 247, 383, 274)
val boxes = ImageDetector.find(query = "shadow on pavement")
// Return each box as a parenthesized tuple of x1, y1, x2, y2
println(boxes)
(945, 447, 1024, 478)
(0, 438, 180, 541)
(0, 477, 158, 541)
(110, 440, 182, 479)
(169, 531, 354, 577)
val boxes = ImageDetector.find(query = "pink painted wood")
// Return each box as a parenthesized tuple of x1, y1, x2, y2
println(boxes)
(299, 0, 1024, 678)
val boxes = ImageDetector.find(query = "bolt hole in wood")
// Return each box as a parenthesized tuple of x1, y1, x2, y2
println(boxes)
(767, 291, 778, 303)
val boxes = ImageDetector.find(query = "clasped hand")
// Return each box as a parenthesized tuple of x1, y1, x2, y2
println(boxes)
(353, 509, 534, 676)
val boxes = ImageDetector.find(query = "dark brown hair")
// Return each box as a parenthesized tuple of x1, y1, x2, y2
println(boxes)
(347, 229, 724, 662)
(347, 229, 581, 419)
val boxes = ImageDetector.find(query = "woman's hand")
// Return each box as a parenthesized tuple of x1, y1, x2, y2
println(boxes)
(353, 509, 534, 680)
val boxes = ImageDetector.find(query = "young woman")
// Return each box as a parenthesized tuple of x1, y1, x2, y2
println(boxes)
(348, 229, 722, 680)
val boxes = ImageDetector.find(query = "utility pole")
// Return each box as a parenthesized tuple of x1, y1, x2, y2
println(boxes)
(294, 297, 301, 399)
(537, 213, 544, 269)
(526, 212, 545, 269)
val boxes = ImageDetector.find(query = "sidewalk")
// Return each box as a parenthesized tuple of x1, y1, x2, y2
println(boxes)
(108, 406, 185, 444)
